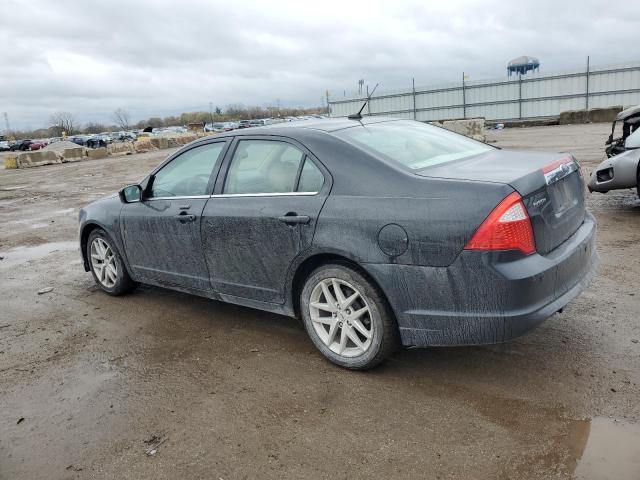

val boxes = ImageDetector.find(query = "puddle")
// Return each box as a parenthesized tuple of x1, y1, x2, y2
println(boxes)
(52, 208, 75, 215)
(574, 417, 640, 479)
(30, 222, 51, 229)
(0, 241, 78, 269)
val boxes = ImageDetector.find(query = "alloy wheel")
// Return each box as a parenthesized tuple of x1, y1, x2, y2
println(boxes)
(309, 278, 374, 357)
(90, 237, 118, 288)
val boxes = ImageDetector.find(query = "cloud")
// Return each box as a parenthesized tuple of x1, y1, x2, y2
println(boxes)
(1, 0, 636, 129)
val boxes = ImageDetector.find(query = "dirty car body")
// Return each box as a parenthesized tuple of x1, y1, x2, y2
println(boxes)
(79, 118, 597, 350)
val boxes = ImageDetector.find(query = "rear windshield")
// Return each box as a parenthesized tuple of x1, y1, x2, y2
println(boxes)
(334, 120, 492, 170)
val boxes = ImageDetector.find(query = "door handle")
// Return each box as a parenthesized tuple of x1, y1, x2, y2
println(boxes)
(176, 213, 197, 223)
(277, 214, 310, 225)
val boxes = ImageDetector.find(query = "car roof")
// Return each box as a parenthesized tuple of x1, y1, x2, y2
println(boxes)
(207, 116, 401, 140)
(616, 104, 640, 121)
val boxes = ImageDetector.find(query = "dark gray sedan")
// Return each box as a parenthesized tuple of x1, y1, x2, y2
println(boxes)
(79, 118, 597, 369)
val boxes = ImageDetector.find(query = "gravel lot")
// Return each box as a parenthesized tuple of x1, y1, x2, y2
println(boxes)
(1, 123, 639, 479)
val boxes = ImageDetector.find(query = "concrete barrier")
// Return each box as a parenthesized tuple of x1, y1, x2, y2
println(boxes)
(150, 137, 169, 149)
(15, 150, 62, 168)
(61, 147, 85, 163)
(4, 155, 18, 169)
(134, 139, 156, 153)
(559, 106, 623, 125)
(107, 142, 135, 156)
(435, 118, 486, 141)
(86, 147, 108, 160)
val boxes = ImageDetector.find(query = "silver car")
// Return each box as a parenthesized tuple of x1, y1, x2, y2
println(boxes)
(588, 139, 640, 196)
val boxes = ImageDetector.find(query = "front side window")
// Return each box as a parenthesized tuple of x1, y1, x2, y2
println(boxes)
(149, 142, 225, 198)
(334, 120, 493, 170)
(224, 140, 304, 194)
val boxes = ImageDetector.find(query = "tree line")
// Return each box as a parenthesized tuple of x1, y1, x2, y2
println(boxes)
(8, 105, 329, 139)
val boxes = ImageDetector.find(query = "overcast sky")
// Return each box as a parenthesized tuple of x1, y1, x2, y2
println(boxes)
(1, 0, 638, 130)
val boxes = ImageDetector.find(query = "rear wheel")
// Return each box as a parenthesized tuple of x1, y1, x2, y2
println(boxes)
(87, 229, 137, 296)
(300, 263, 399, 369)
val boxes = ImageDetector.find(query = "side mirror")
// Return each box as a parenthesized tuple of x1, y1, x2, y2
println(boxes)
(119, 184, 142, 203)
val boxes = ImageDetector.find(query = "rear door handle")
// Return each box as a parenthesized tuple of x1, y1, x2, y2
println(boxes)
(176, 213, 197, 223)
(278, 214, 310, 225)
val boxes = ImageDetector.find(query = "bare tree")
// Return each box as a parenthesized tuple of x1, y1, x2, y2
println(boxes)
(112, 108, 131, 130)
(49, 111, 77, 136)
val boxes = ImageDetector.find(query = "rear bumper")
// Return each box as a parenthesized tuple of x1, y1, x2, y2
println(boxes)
(364, 213, 598, 347)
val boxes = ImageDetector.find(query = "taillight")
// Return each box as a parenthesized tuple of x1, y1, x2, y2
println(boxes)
(465, 192, 536, 255)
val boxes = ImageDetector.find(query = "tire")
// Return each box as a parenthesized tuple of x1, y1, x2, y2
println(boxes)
(300, 263, 399, 370)
(86, 229, 137, 296)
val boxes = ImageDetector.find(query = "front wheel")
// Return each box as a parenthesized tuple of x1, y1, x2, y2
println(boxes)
(87, 229, 137, 296)
(300, 263, 399, 369)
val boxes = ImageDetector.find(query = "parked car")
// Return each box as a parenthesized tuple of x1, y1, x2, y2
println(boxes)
(10, 139, 33, 151)
(588, 148, 640, 197)
(86, 135, 110, 148)
(70, 135, 90, 146)
(0, 140, 10, 151)
(605, 105, 640, 157)
(78, 118, 596, 369)
(237, 120, 251, 129)
(29, 140, 48, 150)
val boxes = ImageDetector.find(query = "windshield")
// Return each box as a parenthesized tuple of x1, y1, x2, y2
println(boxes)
(334, 120, 493, 170)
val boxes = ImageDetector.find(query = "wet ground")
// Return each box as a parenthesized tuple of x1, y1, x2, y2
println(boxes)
(1, 123, 639, 479)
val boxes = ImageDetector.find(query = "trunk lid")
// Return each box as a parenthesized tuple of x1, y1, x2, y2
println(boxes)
(416, 149, 586, 254)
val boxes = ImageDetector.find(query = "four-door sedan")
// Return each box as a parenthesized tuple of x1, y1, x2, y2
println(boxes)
(79, 118, 597, 369)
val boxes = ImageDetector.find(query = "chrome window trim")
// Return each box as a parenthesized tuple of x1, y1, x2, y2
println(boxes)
(145, 195, 212, 201)
(209, 191, 319, 198)
(144, 192, 319, 201)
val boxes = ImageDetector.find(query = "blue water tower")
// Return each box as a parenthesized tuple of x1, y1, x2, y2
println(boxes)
(508, 56, 540, 76)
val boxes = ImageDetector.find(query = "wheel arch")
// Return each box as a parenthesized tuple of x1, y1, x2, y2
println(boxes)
(80, 222, 103, 271)
(289, 252, 393, 320)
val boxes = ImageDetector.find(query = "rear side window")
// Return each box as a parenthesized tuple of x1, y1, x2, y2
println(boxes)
(297, 158, 324, 192)
(334, 120, 492, 170)
(224, 140, 304, 194)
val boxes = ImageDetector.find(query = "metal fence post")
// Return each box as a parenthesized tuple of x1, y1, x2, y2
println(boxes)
(585, 55, 590, 111)
(462, 72, 466, 119)
(412, 78, 417, 120)
(518, 74, 522, 119)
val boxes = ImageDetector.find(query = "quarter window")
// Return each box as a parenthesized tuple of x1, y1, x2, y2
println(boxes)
(149, 143, 225, 198)
(297, 158, 324, 192)
(224, 140, 304, 194)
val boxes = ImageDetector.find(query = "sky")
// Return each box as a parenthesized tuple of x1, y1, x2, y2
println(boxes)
(1, 0, 638, 130)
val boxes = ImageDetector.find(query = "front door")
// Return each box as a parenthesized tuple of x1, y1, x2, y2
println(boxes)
(121, 141, 227, 290)
(202, 138, 328, 303)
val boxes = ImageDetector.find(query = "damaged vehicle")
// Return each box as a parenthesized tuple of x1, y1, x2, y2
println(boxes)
(79, 118, 597, 369)
(588, 148, 640, 196)
(605, 105, 640, 158)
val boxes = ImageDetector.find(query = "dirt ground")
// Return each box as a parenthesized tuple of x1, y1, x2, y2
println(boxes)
(1, 123, 639, 480)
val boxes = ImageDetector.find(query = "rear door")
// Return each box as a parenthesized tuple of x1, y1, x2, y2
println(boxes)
(121, 140, 228, 290)
(201, 136, 329, 304)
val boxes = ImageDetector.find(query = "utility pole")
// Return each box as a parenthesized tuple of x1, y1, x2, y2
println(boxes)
(3, 112, 9, 132)
(208, 102, 214, 125)
(326, 90, 330, 116)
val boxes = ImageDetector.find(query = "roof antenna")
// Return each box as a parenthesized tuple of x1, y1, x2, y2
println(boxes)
(348, 83, 379, 120)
